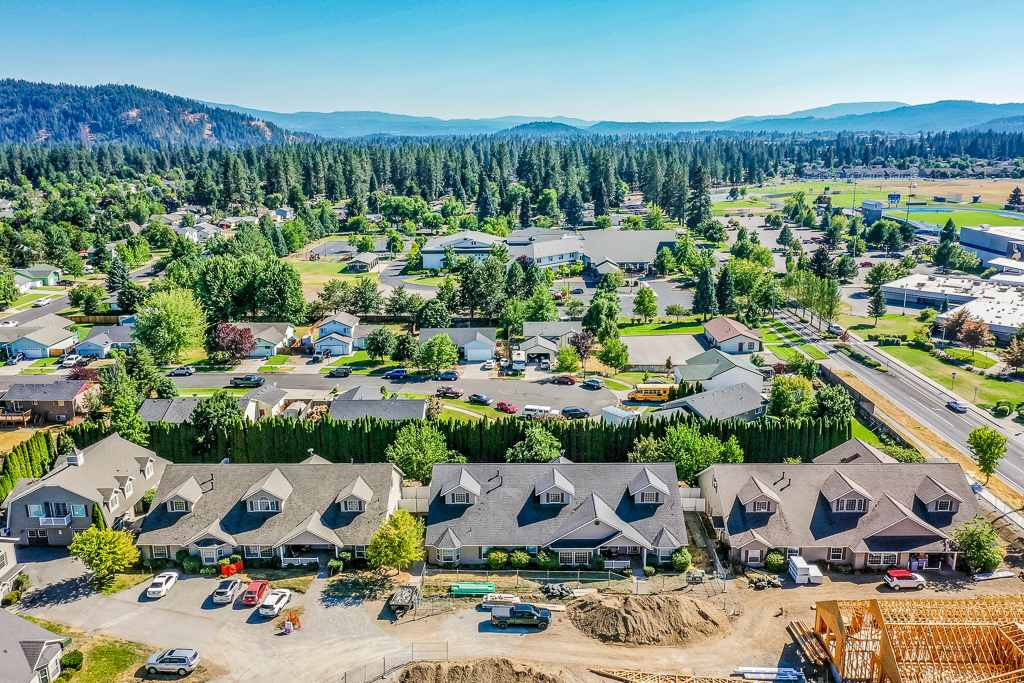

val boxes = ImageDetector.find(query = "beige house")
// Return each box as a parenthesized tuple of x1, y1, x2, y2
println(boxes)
(703, 317, 763, 354)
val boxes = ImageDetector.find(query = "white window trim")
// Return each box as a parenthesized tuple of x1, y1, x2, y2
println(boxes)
(439, 548, 458, 563)
(27, 504, 43, 518)
(109, 493, 119, 510)
(558, 551, 574, 565)
(747, 549, 762, 564)
(124, 481, 133, 497)
(250, 497, 277, 512)
(547, 492, 563, 504)
(354, 545, 366, 559)
(786, 547, 800, 557)
(829, 547, 844, 561)
(71, 504, 86, 517)
(344, 499, 361, 511)
(153, 546, 168, 559)
(936, 500, 951, 512)
(145, 462, 154, 478)
(882, 552, 897, 565)
(452, 492, 468, 504)
(753, 500, 769, 512)
(641, 492, 658, 503)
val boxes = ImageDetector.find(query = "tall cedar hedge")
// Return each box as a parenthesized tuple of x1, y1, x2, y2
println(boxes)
(66, 415, 850, 466)
(0, 431, 57, 503)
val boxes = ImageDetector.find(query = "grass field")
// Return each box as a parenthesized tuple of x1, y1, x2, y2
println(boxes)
(287, 259, 381, 285)
(403, 274, 451, 287)
(265, 354, 290, 365)
(318, 351, 385, 374)
(770, 322, 803, 343)
(851, 417, 882, 446)
(399, 392, 508, 420)
(766, 344, 802, 361)
(603, 378, 632, 391)
(945, 347, 997, 369)
(440, 409, 479, 422)
(880, 345, 1024, 407)
(761, 329, 785, 344)
(839, 313, 923, 339)
(31, 357, 60, 367)
(886, 209, 1024, 227)
(618, 317, 704, 335)
(800, 344, 828, 360)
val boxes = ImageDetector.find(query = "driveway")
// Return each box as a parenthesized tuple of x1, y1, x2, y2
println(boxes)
(621, 334, 706, 366)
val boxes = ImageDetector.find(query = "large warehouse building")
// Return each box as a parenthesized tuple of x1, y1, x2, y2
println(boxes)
(960, 223, 1024, 267)
(882, 274, 1024, 341)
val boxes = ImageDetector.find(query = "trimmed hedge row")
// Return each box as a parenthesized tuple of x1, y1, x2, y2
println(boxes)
(0, 432, 56, 504)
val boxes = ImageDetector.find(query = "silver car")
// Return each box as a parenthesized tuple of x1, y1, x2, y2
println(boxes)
(146, 649, 201, 676)
(211, 576, 242, 604)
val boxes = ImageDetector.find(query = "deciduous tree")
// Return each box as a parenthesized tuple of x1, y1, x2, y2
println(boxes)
(69, 526, 140, 580)
(384, 422, 464, 483)
(367, 509, 425, 574)
(132, 289, 208, 364)
(418, 333, 459, 374)
(968, 425, 1007, 484)
(506, 426, 562, 463)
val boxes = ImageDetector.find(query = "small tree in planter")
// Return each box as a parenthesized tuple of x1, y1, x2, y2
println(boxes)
(764, 550, 787, 573)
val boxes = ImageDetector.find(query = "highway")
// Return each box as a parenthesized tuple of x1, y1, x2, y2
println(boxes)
(777, 310, 1024, 492)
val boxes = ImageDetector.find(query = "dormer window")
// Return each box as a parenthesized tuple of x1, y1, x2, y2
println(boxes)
(249, 496, 277, 512)
(547, 492, 563, 504)
(109, 493, 119, 510)
(753, 500, 769, 512)
(453, 493, 468, 504)
(145, 462, 153, 478)
(172, 500, 187, 512)
(344, 499, 361, 511)
(837, 498, 865, 512)
(937, 500, 951, 512)
(124, 480, 133, 497)
(641, 492, 658, 503)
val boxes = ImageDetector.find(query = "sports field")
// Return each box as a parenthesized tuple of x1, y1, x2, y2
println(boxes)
(883, 209, 1024, 227)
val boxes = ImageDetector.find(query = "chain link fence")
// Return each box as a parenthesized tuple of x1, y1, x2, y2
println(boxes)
(337, 642, 448, 683)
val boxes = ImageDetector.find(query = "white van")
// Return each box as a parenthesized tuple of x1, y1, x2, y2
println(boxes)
(522, 405, 556, 419)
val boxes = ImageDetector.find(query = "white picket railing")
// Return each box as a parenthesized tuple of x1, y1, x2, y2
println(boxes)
(604, 560, 631, 570)
(282, 557, 318, 567)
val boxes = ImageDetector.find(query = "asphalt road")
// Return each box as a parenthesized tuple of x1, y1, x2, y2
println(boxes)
(777, 310, 1024, 492)
(2, 265, 153, 326)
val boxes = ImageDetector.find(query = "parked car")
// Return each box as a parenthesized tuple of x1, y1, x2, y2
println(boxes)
(327, 365, 353, 378)
(146, 650, 201, 676)
(6, 352, 25, 365)
(490, 604, 551, 630)
(383, 368, 408, 380)
(60, 354, 81, 368)
(32, 296, 54, 307)
(498, 357, 510, 368)
(75, 354, 99, 366)
(311, 348, 332, 363)
(561, 406, 590, 420)
(467, 394, 493, 406)
(860, 261, 874, 268)
(540, 359, 550, 370)
(242, 580, 270, 606)
(883, 569, 926, 591)
(436, 385, 464, 398)
(946, 400, 969, 413)
(499, 368, 522, 376)
(496, 401, 518, 414)
(552, 375, 577, 385)
(258, 588, 293, 617)
(146, 571, 178, 598)
(0, 320, 18, 327)
(550, 291, 564, 301)
(571, 287, 585, 294)
(57, 279, 75, 287)
(230, 375, 265, 387)
(435, 370, 460, 381)
(169, 366, 195, 376)
(482, 359, 495, 370)
(582, 378, 605, 390)
(212, 577, 243, 604)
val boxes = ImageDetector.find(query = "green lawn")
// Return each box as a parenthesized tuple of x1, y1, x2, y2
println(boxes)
(603, 378, 632, 391)
(399, 392, 509, 420)
(800, 344, 828, 360)
(265, 354, 290, 365)
(840, 313, 923, 339)
(319, 351, 385, 374)
(618, 317, 704, 336)
(880, 345, 1024, 406)
(287, 259, 381, 285)
(20, 368, 58, 374)
(440, 409, 480, 422)
(10, 292, 52, 307)
(761, 329, 785, 344)
(30, 357, 60, 367)
(259, 365, 294, 372)
(403, 275, 451, 287)
(944, 347, 997, 369)
(771, 322, 803, 343)
(885, 209, 1024, 227)
(851, 417, 882, 446)
(766, 344, 802, 361)
(613, 371, 674, 385)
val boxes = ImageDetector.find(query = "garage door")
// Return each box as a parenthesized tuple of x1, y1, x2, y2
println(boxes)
(22, 348, 45, 359)
(26, 529, 48, 546)
(464, 347, 491, 361)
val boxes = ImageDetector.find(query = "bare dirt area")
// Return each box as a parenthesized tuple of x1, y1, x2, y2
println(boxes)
(567, 594, 729, 646)
(399, 658, 583, 683)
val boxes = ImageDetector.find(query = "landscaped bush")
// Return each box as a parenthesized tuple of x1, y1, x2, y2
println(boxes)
(671, 548, 692, 572)
(643, 565, 656, 577)
(13, 573, 29, 592)
(486, 549, 508, 570)
(589, 554, 606, 571)
(327, 558, 344, 574)
(199, 566, 218, 574)
(229, 554, 242, 564)
(918, 308, 938, 323)
(535, 550, 558, 570)
(269, 556, 282, 569)
(218, 557, 230, 566)
(175, 549, 191, 565)
(995, 405, 1011, 418)
(509, 550, 530, 569)
(338, 551, 352, 565)
(181, 555, 202, 575)
(2, 590, 20, 606)
(764, 551, 787, 573)
(143, 558, 170, 572)
(60, 650, 84, 670)
(56, 671, 75, 683)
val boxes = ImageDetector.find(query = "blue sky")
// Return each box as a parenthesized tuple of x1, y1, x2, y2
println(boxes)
(4, 0, 1020, 120)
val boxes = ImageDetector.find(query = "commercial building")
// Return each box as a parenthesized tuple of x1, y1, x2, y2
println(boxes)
(881, 274, 1024, 341)
(960, 224, 1024, 267)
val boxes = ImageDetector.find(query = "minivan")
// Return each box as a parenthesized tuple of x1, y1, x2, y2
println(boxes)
(522, 405, 557, 419)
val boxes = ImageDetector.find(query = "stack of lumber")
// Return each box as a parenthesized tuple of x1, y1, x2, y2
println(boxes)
(787, 620, 827, 666)
(589, 669, 753, 683)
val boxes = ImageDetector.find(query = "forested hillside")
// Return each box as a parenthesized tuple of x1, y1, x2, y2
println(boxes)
(0, 80, 304, 148)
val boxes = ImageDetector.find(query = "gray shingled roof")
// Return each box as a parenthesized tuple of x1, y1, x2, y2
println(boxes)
(328, 398, 426, 421)
(522, 321, 582, 339)
(673, 348, 760, 382)
(425, 462, 688, 551)
(336, 476, 373, 503)
(335, 386, 385, 401)
(812, 438, 897, 465)
(578, 231, 675, 266)
(0, 380, 89, 402)
(241, 384, 287, 406)
(138, 398, 201, 424)
(419, 327, 496, 348)
(628, 467, 669, 496)
(137, 462, 402, 548)
(0, 608, 65, 683)
(228, 322, 292, 345)
(81, 325, 134, 345)
(663, 384, 767, 421)
(705, 461, 980, 553)
(243, 468, 294, 501)
(19, 327, 77, 346)
(319, 312, 359, 328)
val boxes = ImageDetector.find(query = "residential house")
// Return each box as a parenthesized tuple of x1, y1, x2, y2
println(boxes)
(508, 233, 586, 269)
(515, 335, 559, 362)
(419, 327, 496, 362)
(673, 349, 764, 392)
(0, 606, 66, 683)
(138, 397, 202, 424)
(424, 459, 688, 568)
(703, 317, 763, 354)
(697, 439, 981, 570)
(576, 230, 676, 274)
(123, 221, 143, 235)
(229, 322, 296, 358)
(238, 384, 287, 421)
(14, 265, 60, 288)
(174, 226, 198, 242)
(13, 274, 34, 295)
(194, 223, 221, 243)
(273, 207, 295, 222)
(0, 536, 22, 598)
(1, 434, 169, 546)
(328, 396, 427, 421)
(420, 231, 505, 269)
(811, 438, 898, 465)
(657, 384, 768, 422)
(348, 252, 379, 272)
(311, 312, 361, 357)
(8, 327, 79, 359)
(136, 461, 404, 566)
(86, 239, 126, 261)
(0, 381, 95, 422)
(522, 321, 582, 348)
(75, 325, 135, 358)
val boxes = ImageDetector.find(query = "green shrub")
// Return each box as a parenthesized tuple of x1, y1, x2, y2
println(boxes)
(536, 550, 559, 570)
(643, 565, 656, 577)
(327, 558, 345, 573)
(995, 405, 1011, 418)
(923, 342, 935, 351)
(56, 671, 75, 683)
(918, 308, 938, 323)
(175, 549, 191, 565)
(13, 573, 29, 592)
(229, 554, 242, 564)
(338, 551, 352, 565)
(486, 549, 508, 570)
(509, 550, 530, 569)
(181, 555, 202, 575)
(218, 557, 230, 566)
(671, 548, 692, 572)
(2, 590, 20, 606)
(61, 650, 84, 670)
(764, 550, 787, 573)
(199, 566, 218, 574)
(589, 554, 606, 571)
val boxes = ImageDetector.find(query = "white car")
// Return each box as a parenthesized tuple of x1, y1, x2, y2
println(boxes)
(32, 297, 54, 307)
(0, 320, 18, 328)
(883, 569, 926, 591)
(258, 588, 292, 617)
(146, 571, 178, 598)
(61, 354, 80, 368)
(482, 359, 495, 370)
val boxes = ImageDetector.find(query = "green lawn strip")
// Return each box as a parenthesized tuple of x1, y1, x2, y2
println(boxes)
(944, 347, 996, 369)
(760, 329, 785, 344)
(399, 392, 507, 420)
(880, 345, 1024, 406)
(97, 569, 154, 595)
(851, 416, 883, 446)
(403, 275, 449, 287)
(799, 344, 828, 360)
(839, 313, 924, 339)
(11, 292, 50, 307)
(259, 365, 294, 372)
(76, 638, 153, 683)
(612, 371, 674, 385)
(771, 322, 803, 343)
(440, 409, 480, 422)
(179, 387, 251, 397)
(618, 317, 704, 335)
(19, 368, 59, 374)
(265, 354, 291, 365)
(31, 357, 60, 367)
(766, 344, 802, 361)
(603, 378, 632, 391)
(888, 210, 1024, 227)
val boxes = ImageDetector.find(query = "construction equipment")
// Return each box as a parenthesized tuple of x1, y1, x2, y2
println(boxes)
(590, 669, 754, 683)
(787, 620, 827, 666)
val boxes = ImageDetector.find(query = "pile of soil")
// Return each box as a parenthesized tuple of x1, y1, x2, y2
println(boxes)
(399, 658, 578, 683)
(567, 594, 730, 646)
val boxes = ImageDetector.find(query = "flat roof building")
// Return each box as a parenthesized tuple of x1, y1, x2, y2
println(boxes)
(960, 223, 1024, 267)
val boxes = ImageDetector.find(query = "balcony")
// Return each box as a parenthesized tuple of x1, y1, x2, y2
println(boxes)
(39, 514, 71, 527)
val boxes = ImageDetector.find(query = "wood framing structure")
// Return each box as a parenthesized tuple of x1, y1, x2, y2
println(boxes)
(814, 597, 1024, 683)
(590, 669, 753, 683)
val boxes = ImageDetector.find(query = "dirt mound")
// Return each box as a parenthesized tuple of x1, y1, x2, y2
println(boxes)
(399, 658, 578, 683)
(567, 594, 730, 646)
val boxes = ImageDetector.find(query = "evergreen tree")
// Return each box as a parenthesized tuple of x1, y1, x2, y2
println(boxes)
(808, 246, 836, 279)
(685, 164, 713, 230)
(105, 255, 131, 293)
(505, 260, 526, 300)
(1007, 186, 1023, 207)
(693, 267, 719, 320)
(940, 218, 958, 244)
(868, 289, 887, 323)
(940, 295, 950, 313)
(716, 267, 736, 316)
(475, 172, 498, 222)
(518, 196, 532, 228)
(564, 193, 585, 227)
(777, 223, 794, 248)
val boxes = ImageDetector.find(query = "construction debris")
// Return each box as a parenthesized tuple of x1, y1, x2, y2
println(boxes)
(568, 594, 730, 646)
(733, 667, 804, 681)
(541, 583, 575, 598)
(786, 620, 827, 666)
(744, 570, 782, 590)
(400, 658, 579, 683)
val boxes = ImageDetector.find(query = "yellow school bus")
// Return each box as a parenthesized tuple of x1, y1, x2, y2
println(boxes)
(627, 384, 678, 402)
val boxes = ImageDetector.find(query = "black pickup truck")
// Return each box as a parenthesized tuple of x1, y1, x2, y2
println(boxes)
(230, 375, 265, 388)
(490, 604, 551, 630)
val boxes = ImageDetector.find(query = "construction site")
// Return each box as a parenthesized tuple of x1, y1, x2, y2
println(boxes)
(815, 597, 1024, 683)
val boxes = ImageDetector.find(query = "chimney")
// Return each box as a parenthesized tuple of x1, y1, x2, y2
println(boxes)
(66, 448, 84, 467)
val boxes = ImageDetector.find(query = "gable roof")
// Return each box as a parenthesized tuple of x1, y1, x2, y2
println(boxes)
(243, 468, 293, 501)
(0, 380, 89, 402)
(737, 476, 783, 505)
(17, 327, 78, 347)
(240, 384, 287, 406)
(916, 475, 965, 505)
(419, 327, 497, 348)
(328, 398, 426, 421)
(335, 476, 373, 503)
(577, 230, 675, 266)
(674, 348, 759, 382)
(80, 325, 134, 346)
(547, 493, 650, 548)
(0, 607, 65, 683)
(137, 398, 201, 424)
(335, 386, 385, 401)
(422, 230, 504, 252)
(318, 312, 359, 328)
(301, 453, 331, 465)
(228, 322, 293, 345)
(534, 468, 576, 496)
(820, 470, 875, 502)
(522, 321, 582, 339)
(628, 467, 670, 496)
(517, 335, 559, 354)
(663, 383, 767, 420)
(138, 462, 402, 549)
(440, 468, 481, 497)
(158, 476, 203, 505)
(15, 264, 59, 279)
(813, 438, 897, 465)
(278, 510, 343, 547)
(435, 527, 462, 549)
(703, 316, 762, 342)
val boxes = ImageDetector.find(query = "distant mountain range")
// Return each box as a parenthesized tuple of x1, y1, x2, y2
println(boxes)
(1, 80, 1022, 147)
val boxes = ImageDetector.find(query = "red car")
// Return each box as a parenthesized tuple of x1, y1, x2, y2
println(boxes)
(496, 401, 518, 414)
(860, 261, 874, 268)
(552, 375, 577, 385)
(242, 580, 269, 606)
